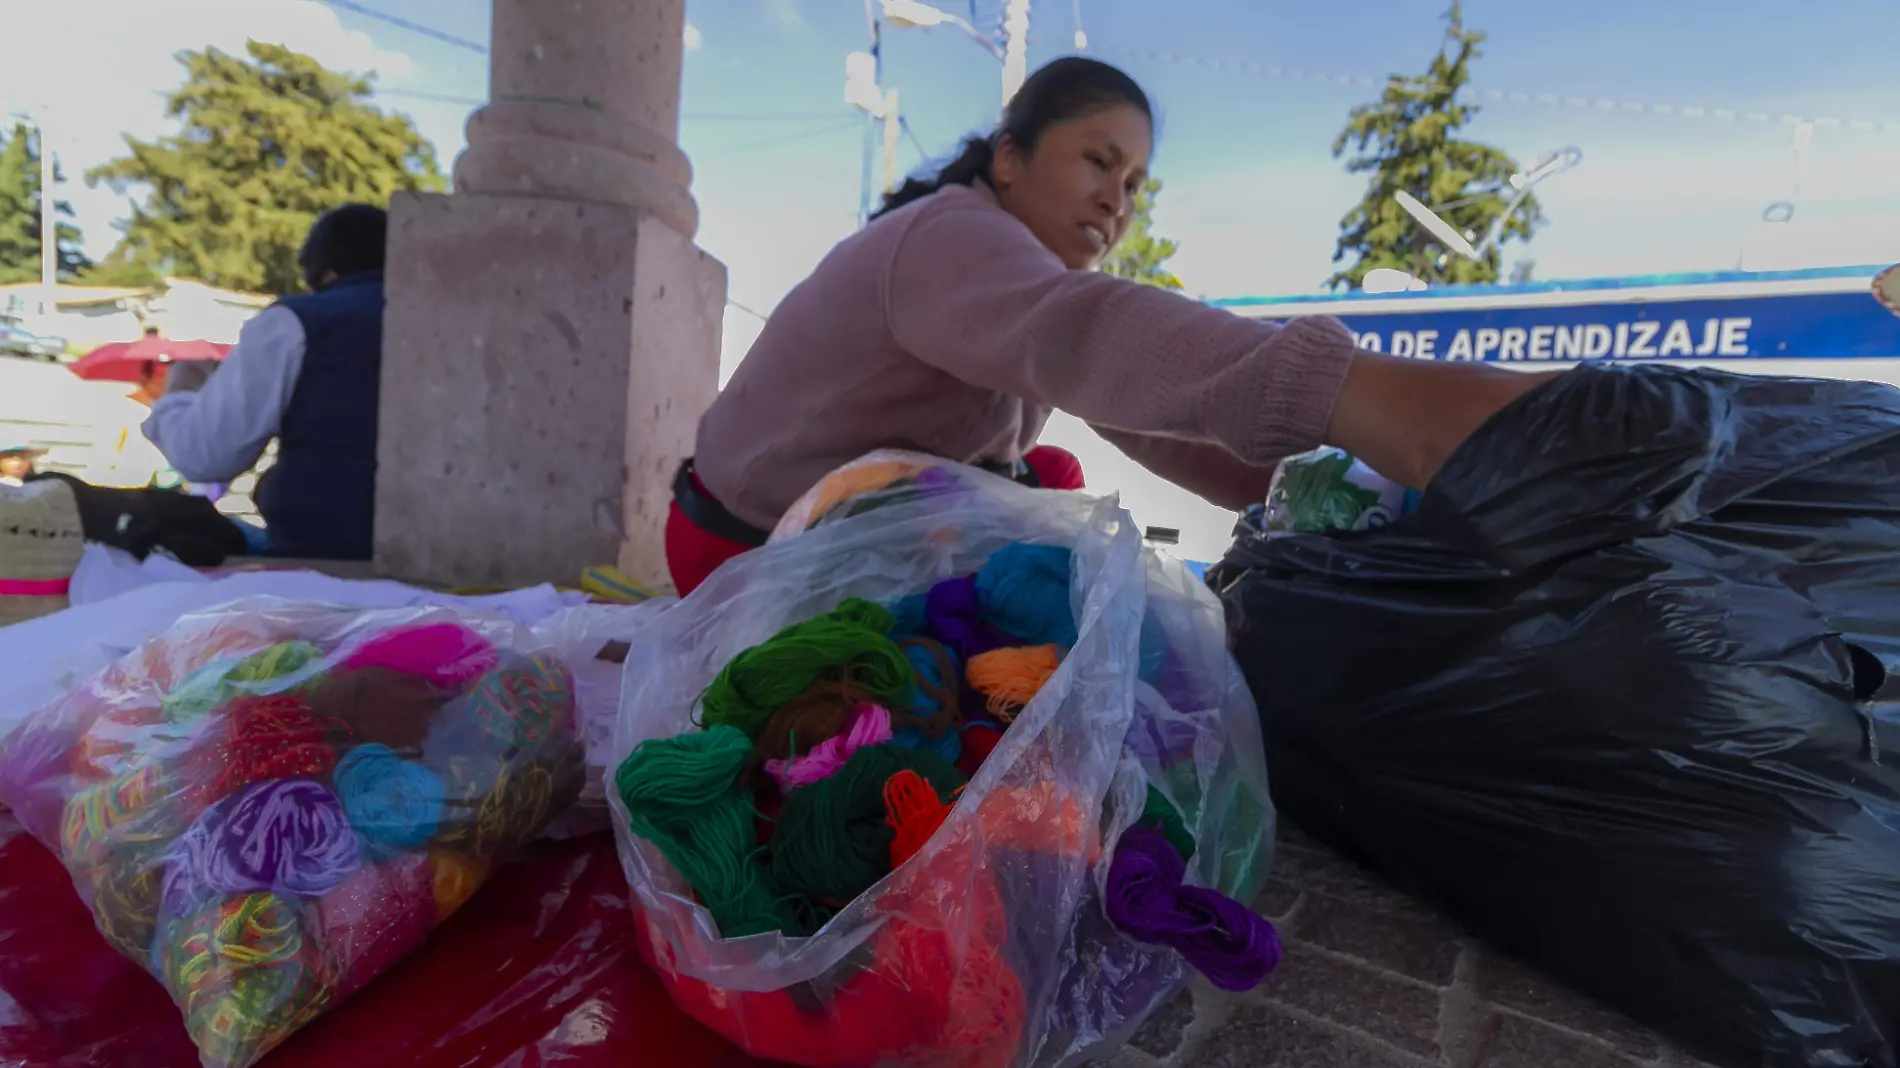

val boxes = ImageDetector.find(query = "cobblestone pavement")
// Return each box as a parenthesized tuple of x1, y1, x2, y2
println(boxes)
(1102, 825, 1718, 1068)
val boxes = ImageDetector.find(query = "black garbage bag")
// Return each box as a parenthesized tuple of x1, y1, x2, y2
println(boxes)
(1209, 364, 1900, 1068)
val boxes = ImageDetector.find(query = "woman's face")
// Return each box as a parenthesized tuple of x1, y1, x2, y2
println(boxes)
(992, 103, 1154, 271)
(0, 453, 33, 480)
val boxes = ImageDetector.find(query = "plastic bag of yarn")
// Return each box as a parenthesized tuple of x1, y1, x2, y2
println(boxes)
(0, 598, 589, 1068)
(769, 449, 978, 540)
(0, 820, 784, 1068)
(610, 458, 1275, 1068)
(1259, 446, 1417, 535)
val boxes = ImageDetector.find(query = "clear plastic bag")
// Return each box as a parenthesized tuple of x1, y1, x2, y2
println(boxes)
(0, 597, 587, 1068)
(1259, 446, 1416, 535)
(611, 458, 1276, 1068)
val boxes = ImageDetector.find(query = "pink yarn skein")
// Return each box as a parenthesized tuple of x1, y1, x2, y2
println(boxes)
(341, 622, 500, 690)
(765, 705, 894, 791)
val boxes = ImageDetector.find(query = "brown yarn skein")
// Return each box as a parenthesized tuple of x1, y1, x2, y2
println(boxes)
(890, 637, 961, 739)
(305, 666, 447, 754)
(752, 670, 879, 763)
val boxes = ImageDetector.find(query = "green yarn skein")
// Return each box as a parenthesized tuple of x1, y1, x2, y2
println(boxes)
(1142, 784, 1197, 860)
(699, 598, 916, 738)
(161, 641, 324, 723)
(615, 725, 794, 938)
(768, 743, 965, 932)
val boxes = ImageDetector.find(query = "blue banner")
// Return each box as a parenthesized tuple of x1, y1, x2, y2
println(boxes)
(1327, 291, 1900, 362)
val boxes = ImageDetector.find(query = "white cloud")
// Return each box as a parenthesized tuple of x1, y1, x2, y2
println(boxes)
(0, 0, 419, 259)
(762, 0, 805, 29)
(684, 23, 703, 53)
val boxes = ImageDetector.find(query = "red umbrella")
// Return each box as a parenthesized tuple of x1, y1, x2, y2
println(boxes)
(68, 336, 231, 383)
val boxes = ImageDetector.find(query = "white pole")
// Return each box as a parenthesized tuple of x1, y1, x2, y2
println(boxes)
(37, 111, 56, 292)
(1000, 0, 1030, 105)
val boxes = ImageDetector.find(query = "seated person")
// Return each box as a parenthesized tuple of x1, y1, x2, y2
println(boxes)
(0, 434, 44, 487)
(142, 204, 387, 560)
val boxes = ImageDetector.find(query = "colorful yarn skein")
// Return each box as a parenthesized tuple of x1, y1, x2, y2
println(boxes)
(162, 641, 324, 724)
(190, 693, 346, 799)
(164, 779, 361, 914)
(975, 543, 1079, 648)
(955, 723, 1004, 779)
(59, 760, 180, 868)
(964, 645, 1063, 722)
(1104, 823, 1283, 992)
(334, 743, 446, 857)
(894, 637, 961, 736)
(87, 840, 167, 961)
(1142, 785, 1196, 861)
(699, 598, 916, 739)
(615, 724, 792, 938)
(923, 576, 1013, 661)
(159, 890, 328, 1068)
(882, 769, 955, 867)
(303, 666, 445, 753)
(432, 752, 574, 860)
(892, 724, 963, 765)
(764, 704, 893, 791)
(463, 653, 575, 753)
(768, 744, 965, 926)
(340, 621, 499, 690)
(427, 848, 490, 923)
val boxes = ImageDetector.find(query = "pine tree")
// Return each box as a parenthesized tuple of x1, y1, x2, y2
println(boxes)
(88, 42, 445, 295)
(0, 120, 93, 284)
(1101, 178, 1183, 290)
(1327, 3, 1542, 290)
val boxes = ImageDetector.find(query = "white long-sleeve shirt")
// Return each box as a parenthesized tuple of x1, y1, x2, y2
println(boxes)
(142, 305, 307, 483)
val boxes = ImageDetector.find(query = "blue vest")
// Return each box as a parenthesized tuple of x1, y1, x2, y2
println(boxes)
(254, 271, 384, 559)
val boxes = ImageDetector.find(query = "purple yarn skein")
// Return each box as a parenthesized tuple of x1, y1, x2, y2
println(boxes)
(163, 778, 360, 916)
(1104, 823, 1283, 992)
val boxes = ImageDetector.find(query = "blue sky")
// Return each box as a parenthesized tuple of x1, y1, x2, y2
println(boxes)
(7, 0, 1899, 558)
(309, 0, 1900, 314)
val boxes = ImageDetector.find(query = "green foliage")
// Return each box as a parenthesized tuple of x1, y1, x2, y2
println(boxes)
(88, 41, 445, 296)
(1101, 178, 1183, 290)
(1327, 3, 1543, 290)
(0, 120, 93, 284)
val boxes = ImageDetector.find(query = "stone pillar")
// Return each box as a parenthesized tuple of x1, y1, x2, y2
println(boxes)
(375, 0, 723, 591)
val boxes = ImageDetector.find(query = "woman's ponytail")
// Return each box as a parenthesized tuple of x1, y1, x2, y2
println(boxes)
(870, 136, 996, 221)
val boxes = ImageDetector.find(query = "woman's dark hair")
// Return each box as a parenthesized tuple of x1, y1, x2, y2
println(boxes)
(870, 56, 1151, 221)
(298, 204, 389, 289)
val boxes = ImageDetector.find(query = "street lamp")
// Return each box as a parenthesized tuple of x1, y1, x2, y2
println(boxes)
(1393, 146, 1582, 262)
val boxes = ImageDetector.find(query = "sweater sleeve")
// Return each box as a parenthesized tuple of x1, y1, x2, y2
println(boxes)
(882, 194, 1357, 466)
(1090, 427, 1279, 511)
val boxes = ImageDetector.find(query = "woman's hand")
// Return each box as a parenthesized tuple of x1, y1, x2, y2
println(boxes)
(1324, 352, 1563, 490)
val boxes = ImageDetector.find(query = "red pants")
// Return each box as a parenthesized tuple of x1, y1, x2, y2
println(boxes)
(666, 446, 1086, 597)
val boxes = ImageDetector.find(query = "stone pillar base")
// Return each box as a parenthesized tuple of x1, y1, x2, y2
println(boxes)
(375, 190, 723, 590)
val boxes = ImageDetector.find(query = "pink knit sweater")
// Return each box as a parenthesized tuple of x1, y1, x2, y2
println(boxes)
(694, 181, 1359, 529)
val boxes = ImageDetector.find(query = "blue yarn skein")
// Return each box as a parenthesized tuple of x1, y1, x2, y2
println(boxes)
(334, 743, 447, 857)
(903, 638, 959, 722)
(892, 724, 963, 763)
(976, 543, 1079, 648)
(888, 593, 931, 640)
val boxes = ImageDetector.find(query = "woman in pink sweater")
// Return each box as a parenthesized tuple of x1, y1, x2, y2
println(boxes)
(670, 57, 1554, 594)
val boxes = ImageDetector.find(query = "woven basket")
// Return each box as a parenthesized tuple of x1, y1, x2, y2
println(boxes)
(0, 480, 85, 627)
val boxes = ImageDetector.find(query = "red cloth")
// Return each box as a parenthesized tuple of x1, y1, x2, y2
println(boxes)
(0, 822, 778, 1068)
(665, 447, 1087, 597)
(1022, 444, 1084, 491)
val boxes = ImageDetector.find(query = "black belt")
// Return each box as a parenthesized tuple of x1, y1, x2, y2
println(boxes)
(672, 455, 1043, 547)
